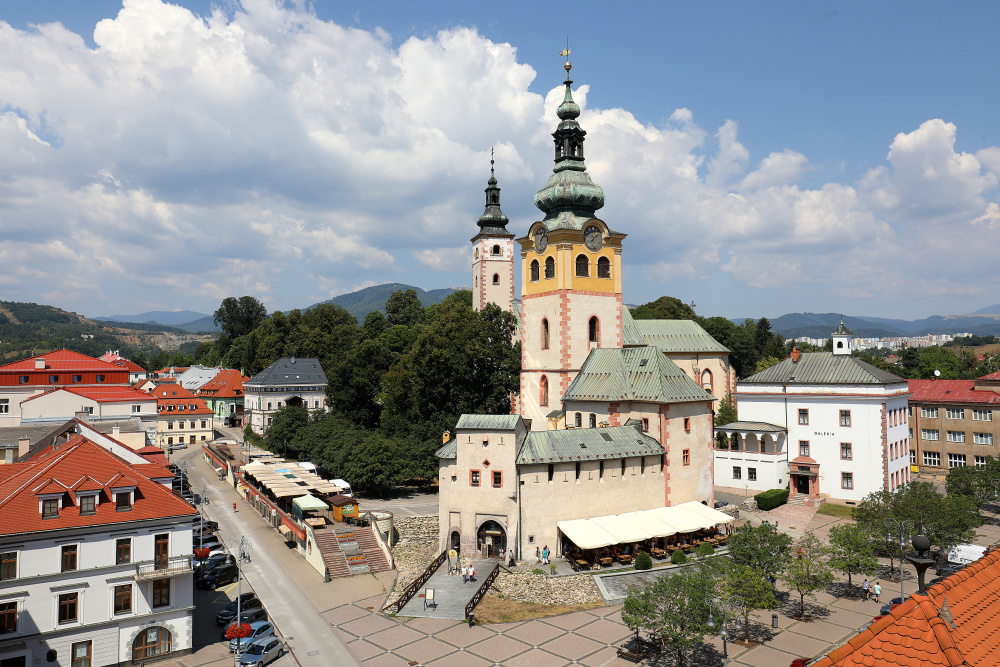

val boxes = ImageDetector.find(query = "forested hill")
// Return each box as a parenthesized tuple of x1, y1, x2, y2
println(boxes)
(305, 283, 463, 322)
(0, 301, 189, 362)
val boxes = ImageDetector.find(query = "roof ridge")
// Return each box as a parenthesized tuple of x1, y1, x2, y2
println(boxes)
(0, 440, 81, 507)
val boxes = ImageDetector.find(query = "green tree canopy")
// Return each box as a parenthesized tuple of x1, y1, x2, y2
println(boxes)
(630, 296, 697, 321)
(728, 521, 793, 583)
(827, 523, 879, 595)
(916, 346, 961, 379)
(781, 532, 835, 619)
(214, 296, 268, 339)
(385, 288, 422, 327)
(945, 456, 1000, 511)
(718, 561, 779, 641)
(263, 405, 310, 453)
(714, 391, 737, 427)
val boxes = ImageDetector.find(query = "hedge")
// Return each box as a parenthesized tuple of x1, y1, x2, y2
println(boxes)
(695, 542, 714, 558)
(635, 551, 652, 570)
(671, 549, 688, 565)
(755, 488, 790, 511)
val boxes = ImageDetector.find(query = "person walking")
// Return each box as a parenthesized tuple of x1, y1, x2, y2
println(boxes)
(469, 565, 476, 583)
(862, 579, 870, 601)
(535, 546, 541, 564)
(542, 546, 549, 565)
(233, 501, 237, 512)
(873, 581, 881, 603)
(508, 548, 516, 567)
(461, 565, 468, 584)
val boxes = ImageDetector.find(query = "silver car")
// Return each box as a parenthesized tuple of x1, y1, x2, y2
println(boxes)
(238, 636, 285, 665)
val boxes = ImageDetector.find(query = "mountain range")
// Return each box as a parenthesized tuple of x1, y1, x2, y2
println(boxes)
(304, 283, 463, 322)
(94, 310, 216, 333)
(749, 310, 1000, 339)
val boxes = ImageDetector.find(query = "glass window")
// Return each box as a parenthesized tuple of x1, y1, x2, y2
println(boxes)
(470, 470, 480, 487)
(0, 552, 15, 580)
(921, 407, 938, 419)
(575, 412, 582, 428)
(798, 409, 809, 425)
(682, 449, 690, 466)
(841, 443, 852, 460)
(732, 466, 741, 480)
(589, 414, 596, 428)
(974, 432, 994, 445)
(840, 410, 851, 427)
(541, 319, 549, 349)
(0, 601, 15, 634)
(80, 495, 95, 515)
(947, 431, 966, 443)
(575, 254, 589, 277)
(49, 375, 59, 383)
(42, 499, 58, 518)
(58, 592, 78, 623)
(72, 375, 82, 383)
(946, 408, 965, 420)
(597, 256, 611, 278)
(114, 584, 132, 614)
(841, 472, 853, 489)
(530, 259, 539, 281)
(132, 627, 171, 661)
(684, 417, 691, 433)
(948, 453, 967, 468)
(116, 492, 131, 511)
(492, 471, 502, 488)
(18, 376, 28, 384)
(923, 451, 941, 466)
(748, 467, 757, 481)
(921, 429, 939, 441)
(975, 456, 990, 468)
(910, 450, 916, 465)
(116, 538, 131, 565)
(154, 534, 169, 569)
(61, 545, 78, 572)
(95, 375, 104, 383)
(799, 441, 810, 457)
(641, 418, 649, 432)
(152, 579, 170, 608)
(544, 256, 555, 279)
(71, 640, 92, 667)
(973, 409, 992, 421)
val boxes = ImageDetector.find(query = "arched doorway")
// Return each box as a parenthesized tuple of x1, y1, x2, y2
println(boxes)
(477, 521, 506, 559)
(450, 530, 461, 553)
(132, 626, 172, 661)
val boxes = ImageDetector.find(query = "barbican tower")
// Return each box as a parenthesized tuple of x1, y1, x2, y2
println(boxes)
(471, 154, 515, 313)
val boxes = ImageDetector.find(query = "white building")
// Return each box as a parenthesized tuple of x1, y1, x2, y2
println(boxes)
(0, 435, 198, 666)
(19, 387, 157, 429)
(243, 358, 328, 436)
(715, 322, 911, 504)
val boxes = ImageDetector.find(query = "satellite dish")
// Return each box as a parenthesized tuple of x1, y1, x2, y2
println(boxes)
(934, 370, 941, 377)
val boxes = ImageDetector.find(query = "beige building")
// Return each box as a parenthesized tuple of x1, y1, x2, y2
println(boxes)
(152, 384, 215, 450)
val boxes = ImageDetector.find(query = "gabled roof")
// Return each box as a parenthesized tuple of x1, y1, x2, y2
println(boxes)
(976, 369, 1000, 381)
(246, 357, 327, 387)
(0, 349, 122, 372)
(742, 352, 905, 385)
(455, 414, 523, 430)
(175, 365, 222, 391)
(620, 306, 646, 347)
(635, 318, 730, 354)
(832, 320, 854, 337)
(435, 439, 457, 459)
(909, 380, 1000, 406)
(154, 384, 197, 399)
(563, 347, 713, 405)
(198, 369, 248, 398)
(0, 437, 195, 535)
(517, 425, 664, 464)
(21, 386, 155, 404)
(811, 548, 1000, 667)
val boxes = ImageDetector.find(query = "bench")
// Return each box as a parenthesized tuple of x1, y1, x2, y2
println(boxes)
(616, 646, 643, 663)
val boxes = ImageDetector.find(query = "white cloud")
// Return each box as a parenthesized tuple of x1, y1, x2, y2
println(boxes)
(412, 247, 468, 271)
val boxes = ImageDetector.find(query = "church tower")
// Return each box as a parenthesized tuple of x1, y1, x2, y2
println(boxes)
(517, 58, 626, 430)
(831, 318, 853, 356)
(471, 154, 515, 313)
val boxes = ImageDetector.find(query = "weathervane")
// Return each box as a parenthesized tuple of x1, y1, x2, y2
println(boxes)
(560, 37, 571, 73)
(490, 146, 495, 177)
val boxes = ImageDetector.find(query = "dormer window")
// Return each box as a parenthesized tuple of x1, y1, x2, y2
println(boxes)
(49, 375, 59, 384)
(115, 492, 132, 512)
(96, 375, 105, 383)
(79, 495, 96, 515)
(42, 498, 59, 518)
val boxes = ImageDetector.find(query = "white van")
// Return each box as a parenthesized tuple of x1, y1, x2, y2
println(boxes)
(947, 543, 986, 565)
(332, 479, 352, 497)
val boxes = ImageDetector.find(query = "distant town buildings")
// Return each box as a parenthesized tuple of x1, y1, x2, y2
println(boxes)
(788, 332, 971, 351)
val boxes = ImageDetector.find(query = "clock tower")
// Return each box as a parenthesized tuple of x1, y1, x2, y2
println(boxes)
(471, 156, 515, 313)
(517, 60, 626, 430)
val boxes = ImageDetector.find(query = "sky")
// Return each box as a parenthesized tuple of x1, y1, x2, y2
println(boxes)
(2, 0, 1000, 321)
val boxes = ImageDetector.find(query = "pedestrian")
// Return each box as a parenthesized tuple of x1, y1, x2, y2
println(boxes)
(873, 582, 881, 603)
(508, 548, 516, 568)
(461, 565, 468, 584)
(535, 546, 541, 564)
(470, 565, 476, 583)
(862, 579, 870, 601)
(233, 501, 237, 512)
(542, 546, 549, 565)
(774, 521, 779, 533)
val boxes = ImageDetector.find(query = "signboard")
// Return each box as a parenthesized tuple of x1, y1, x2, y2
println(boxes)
(342, 504, 355, 515)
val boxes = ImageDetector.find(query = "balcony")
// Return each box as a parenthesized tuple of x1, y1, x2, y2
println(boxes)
(135, 555, 193, 581)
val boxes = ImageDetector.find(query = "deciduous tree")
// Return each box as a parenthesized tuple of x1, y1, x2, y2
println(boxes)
(385, 289, 422, 327)
(718, 561, 778, 641)
(214, 296, 268, 339)
(827, 523, 879, 596)
(781, 532, 835, 619)
(728, 522, 793, 584)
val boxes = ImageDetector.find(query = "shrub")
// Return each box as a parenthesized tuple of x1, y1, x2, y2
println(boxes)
(532, 568, 546, 575)
(671, 549, 688, 565)
(635, 551, 652, 570)
(755, 488, 790, 511)
(695, 542, 714, 558)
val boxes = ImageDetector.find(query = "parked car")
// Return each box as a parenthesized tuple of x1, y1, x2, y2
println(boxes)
(222, 610, 269, 640)
(195, 534, 222, 548)
(194, 547, 227, 570)
(936, 562, 965, 577)
(196, 552, 234, 572)
(713, 500, 728, 509)
(238, 636, 285, 666)
(216, 593, 262, 626)
(201, 520, 220, 532)
(198, 563, 240, 590)
(332, 478, 352, 497)
(229, 621, 274, 652)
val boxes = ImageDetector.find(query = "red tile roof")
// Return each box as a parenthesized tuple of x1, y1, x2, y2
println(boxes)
(0, 437, 196, 535)
(156, 384, 214, 415)
(908, 380, 1000, 405)
(155, 384, 197, 399)
(811, 548, 1000, 667)
(197, 369, 248, 398)
(131, 462, 173, 478)
(21, 386, 156, 405)
(0, 349, 122, 372)
(977, 370, 1000, 381)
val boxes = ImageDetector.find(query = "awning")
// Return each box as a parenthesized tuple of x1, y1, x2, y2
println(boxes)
(293, 494, 329, 511)
(674, 500, 736, 525)
(277, 524, 292, 538)
(591, 515, 653, 543)
(556, 518, 617, 549)
(619, 511, 679, 538)
(646, 506, 706, 533)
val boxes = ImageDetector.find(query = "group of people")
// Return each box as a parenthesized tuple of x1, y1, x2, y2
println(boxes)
(535, 545, 551, 564)
(861, 579, 882, 603)
(460, 564, 477, 584)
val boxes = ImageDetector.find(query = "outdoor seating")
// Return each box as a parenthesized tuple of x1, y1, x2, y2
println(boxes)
(600, 557, 613, 567)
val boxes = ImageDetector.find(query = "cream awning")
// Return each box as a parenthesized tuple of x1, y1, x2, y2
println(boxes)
(646, 506, 706, 534)
(590, 515, 653, 543)
(676, 500, 736, 525)
(619, 510, 679, 538)
(556, 518, 617, 549)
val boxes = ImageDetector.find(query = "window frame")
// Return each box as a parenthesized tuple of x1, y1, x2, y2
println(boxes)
(732, 466, 742, 480)
(972, 408, 992, 422)
(58, 592, 79, 624)
(544, 256, 555, 279)
(946, 430, 966, 443)
(641, 418, 649, 433)
(597, 256, 611, 278)
(921, 407, 939, 419)
(682, 449, 690, 466)
(747, 467, 757, 482)
(116, 492, 132, 511)
(114, 584, 132, 615)
(116, 538, 131, 565)
(798, 409, 809, 425)
(841, 472, 853, 490)
(529, 259, 540, 282)
(946, 408, 965, 420)
(799, 440, 810, 457)
(61, 545, 78, 573)
(0, 601, 15, 634)
(839, 410, 851, 427)
(575, 254, 589, 277)
(0, 552, 16, 581)
(152, 578, 170, 608)
(973, 432, 994, 445)
(921, 428, 940, 441)
(840, 442, 852, 460)
(541, 318, 549, 350)
(42, 498, 59, 518)
(470, 469, 481, 487)
(948, 452, 967, 468)
(79, 495, 96, 515)
(71, 640, 92, 667)
(492, 471, 503, 488)
(923, 451, 941, 467)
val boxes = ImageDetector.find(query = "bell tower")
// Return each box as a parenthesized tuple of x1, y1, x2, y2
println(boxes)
(471, 152, 515, 313)
(831, 317, 853, 356)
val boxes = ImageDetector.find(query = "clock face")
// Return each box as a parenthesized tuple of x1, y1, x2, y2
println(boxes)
(534, 228, 548, 253)
(584, 225, 603, 251)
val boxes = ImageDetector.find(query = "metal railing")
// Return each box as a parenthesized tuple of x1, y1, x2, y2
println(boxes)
(382, 550, 448, 614)
(135, 555, 193, 580)
(465, 563, 501, 619)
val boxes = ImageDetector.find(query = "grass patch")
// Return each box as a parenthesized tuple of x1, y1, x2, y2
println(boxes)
(816, 504, 854, 518)
(473, 594, 603, 624)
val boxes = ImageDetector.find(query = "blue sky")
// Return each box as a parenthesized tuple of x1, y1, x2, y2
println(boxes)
(2, 0, 999, 320)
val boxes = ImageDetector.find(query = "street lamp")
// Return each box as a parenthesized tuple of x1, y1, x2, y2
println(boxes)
(707, 595, 746, 667)
(885, 517, 914, 601)
(226, 536, 252, 666)
(195, 486, 209, 549)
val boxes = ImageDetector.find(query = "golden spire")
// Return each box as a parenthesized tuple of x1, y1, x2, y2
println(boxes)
(560, 38, 571, 73)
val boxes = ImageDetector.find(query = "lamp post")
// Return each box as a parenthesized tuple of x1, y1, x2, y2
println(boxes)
(885, 517, 914, 601)
(227, 536, 252, 666)
(196, 486, 209, 549)
(991, 479, 1000, 510)
(706, 595, 746, 667)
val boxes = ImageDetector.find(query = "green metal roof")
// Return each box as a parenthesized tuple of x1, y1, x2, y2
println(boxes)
(620, 305, 646, 347)
(562, 348, 714, 404)
(742, 352, 905, 385)
(455, 414, 524, 430)
(715, 421, 786, 433)
(435, 439, 457, 459)
(516, 425, 664, 464)
(635, 319, 730, 354)
(292, 494, 329, 510)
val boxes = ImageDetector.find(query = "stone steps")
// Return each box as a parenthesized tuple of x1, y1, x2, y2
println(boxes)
(313, 529, 350, 579)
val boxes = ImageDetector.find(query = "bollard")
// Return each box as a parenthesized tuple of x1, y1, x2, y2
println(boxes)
(468, 612, 475, 628)
(772, 613, 779, 629)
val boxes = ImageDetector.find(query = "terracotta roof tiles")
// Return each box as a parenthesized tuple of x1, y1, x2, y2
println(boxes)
(908, 379, 1000, 405)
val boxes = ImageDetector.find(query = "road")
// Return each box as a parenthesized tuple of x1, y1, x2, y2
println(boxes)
(176, 445, 361, 667)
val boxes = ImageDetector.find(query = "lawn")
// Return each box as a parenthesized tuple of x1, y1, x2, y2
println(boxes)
(473, 594, 604, 623)
(815, 503, 854, 518)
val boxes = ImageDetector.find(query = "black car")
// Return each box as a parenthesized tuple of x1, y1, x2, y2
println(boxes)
(221, 608, 268, 639)
(196, 554, 235, 577)
(197, 563, 240, 590)
(216, 593, 262, 625)
(936, 562, 964, 577)
(193, 519, 220, 532)
(195, 534, 222, 548)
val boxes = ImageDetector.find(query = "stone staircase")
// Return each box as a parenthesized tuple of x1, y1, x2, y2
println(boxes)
(355, 525, 392, 573)
(334, 525, 372, 575)
(785, 495, 810, 506)
(312, 527, 350, 579)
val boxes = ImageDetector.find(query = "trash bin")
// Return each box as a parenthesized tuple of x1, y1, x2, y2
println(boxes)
(468, 612, 475, 628)
(772, 613, 779, 629)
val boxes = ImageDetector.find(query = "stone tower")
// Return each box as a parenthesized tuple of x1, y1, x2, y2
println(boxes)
(471, 155, 515, 313)
(517, 60, 626, 430)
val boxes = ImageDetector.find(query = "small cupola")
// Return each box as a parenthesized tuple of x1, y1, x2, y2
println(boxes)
(831, 317, 853, 356)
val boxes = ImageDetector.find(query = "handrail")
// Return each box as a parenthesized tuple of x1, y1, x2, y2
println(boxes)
(465, 563, 501, 619)
(382, 549, 448, 614)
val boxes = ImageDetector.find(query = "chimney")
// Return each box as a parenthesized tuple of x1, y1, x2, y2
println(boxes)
(75, 410, 89, 424)
(17, 436, 30, 458)
(442, 431, 450, 444)
(35, 358, 46, 370)
(791, 347, 801, 363)
(112, 424, 120, 439)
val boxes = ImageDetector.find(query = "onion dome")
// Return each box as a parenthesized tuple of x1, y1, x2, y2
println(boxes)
(476, 152, 511, 236)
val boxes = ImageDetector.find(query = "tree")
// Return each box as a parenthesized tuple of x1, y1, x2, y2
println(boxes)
(213, 296, 268, 339)
(916, 346, 961, 379)
(622, 564, 715, 666)
(630, 296, 697, 321)
(945, 456, 1000, 511)
(827, 523, 879, 596)
(728, 521, 793, 584)
(384, 289, 422, 327)
(264, 405, 310, 454)
(718, 561, 779, 642)
(361, 310, 386, 340)
(325, 338, 398, 430)
(755, 356, 781, 373)
(781, 532, 835, 619)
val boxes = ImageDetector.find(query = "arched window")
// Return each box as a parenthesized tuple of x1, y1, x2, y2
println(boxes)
(589, 316, 599, 344)
(701, 369, 713, 393)
(530, 259, 540, 282)
(540, 376, 549, 406)
(474, 248, 479, 259)
(597, 256, 611, 278)
(589, 414, 596, 428)
(492, 244, 501, 256)
(544, 256, 555, 279)
(133, 627, 172, 661)
(542, 318, 550, 350)
(575, 254, 589, 277)
(575, 412, 582, 427)
(837, 341, 844, 349)
(492, 273, 500, 285)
